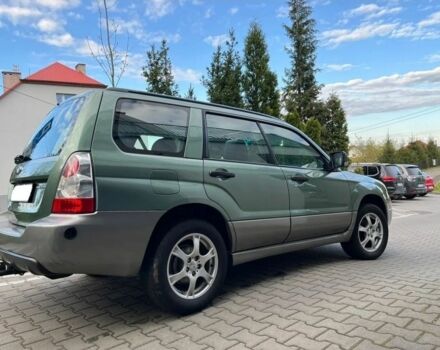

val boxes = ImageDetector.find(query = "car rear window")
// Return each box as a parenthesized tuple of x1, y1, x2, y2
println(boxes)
(406, 167, 422, 175)
(385, 165, 401, 176)
(22, 96, 86, 160)
(113, 99, 189, 157)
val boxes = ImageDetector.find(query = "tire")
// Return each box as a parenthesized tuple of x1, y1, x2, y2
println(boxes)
(341, 204, 388, 260)
(142, 220, 228, 315)
(419, 193, 427, 197)
(405, 194, 416, 199)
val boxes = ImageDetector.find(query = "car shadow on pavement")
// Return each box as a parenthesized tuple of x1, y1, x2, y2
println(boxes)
(1, 243, 350, 342)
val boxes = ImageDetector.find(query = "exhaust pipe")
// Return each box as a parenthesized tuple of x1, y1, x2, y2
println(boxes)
(0, 261, 25, 276)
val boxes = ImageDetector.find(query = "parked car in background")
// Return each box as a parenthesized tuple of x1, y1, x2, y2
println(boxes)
(396, 164, 427, 199)
(0, 88, 392, 314)
(421, 172, 435, 196)
(348, 163, 405, 200)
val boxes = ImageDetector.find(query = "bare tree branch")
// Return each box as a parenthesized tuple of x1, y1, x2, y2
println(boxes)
(87, 0, 129, 87)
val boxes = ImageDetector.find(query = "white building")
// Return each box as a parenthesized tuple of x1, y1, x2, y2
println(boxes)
(0, 62, 106, 205)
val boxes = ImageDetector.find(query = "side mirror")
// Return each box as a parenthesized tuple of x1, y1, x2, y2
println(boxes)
(329, 151, 348, 171)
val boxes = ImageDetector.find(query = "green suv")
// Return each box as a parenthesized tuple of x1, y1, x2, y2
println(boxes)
(0, 89, 391, 314)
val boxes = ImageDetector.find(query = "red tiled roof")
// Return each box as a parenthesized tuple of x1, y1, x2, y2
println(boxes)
(23, 62, 106, 87)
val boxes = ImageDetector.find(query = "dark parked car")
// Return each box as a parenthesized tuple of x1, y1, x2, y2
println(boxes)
(348, 163, 405, 199)
(396, 164, 427, 199)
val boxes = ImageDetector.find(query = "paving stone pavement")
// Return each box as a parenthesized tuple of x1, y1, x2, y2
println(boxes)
(1, 195, 440, 349)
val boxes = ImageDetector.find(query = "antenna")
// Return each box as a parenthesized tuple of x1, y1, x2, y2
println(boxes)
(12, 64, 20, 72)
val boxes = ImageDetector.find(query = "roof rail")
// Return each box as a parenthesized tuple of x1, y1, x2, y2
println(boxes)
(106, 87, 280, 121)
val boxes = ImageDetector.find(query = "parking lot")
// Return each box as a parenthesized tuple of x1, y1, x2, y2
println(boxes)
(0, 195, 439, 350)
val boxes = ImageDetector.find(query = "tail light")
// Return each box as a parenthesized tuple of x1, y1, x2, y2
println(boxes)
(52, 152, 95, 214)
(381, 176, 396, 182)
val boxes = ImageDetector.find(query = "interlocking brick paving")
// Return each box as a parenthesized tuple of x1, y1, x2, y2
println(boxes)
(0, 195, 439, 349)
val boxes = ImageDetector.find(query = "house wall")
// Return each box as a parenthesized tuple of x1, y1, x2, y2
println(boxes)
(0, 83, 101, 198)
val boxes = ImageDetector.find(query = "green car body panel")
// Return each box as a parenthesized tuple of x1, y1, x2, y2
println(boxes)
(0, 88, 392, 278)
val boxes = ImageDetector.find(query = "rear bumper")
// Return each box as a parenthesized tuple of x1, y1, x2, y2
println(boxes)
(405, 184, 427, 195)
(0, 210, 163, 277)
(0, 248, 67, 278)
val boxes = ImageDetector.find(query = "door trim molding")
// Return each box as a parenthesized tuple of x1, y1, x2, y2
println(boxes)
(232, 211, 357, 266)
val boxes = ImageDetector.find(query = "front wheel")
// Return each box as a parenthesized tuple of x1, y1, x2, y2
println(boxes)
(341, 204, 388, 260)
(142, 220, 228, 315)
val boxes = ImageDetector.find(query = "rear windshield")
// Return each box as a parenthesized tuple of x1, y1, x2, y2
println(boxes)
(22, 96, 86, 160)
(406, 167, 422, 175)
(385, 165, 401, 176)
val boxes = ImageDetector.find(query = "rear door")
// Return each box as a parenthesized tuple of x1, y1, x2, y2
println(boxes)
(203, 114, 290, 251)
(259, 123, 352, 242)
(8, 92, 99, 225)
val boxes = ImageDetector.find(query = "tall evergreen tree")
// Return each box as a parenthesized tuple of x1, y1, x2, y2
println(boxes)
(304, 117, 322, 144)
(202, 30, 243, 107)
(203, 46, 223, 103)
(185, 84, 197, 100)
(243, 22, 280, 116)
(285, 111, 304, 130)
(284, 0, 320, 123)
(426, 138, 439, 167)
(379, 135, 396, 163)
(142, 39, 178, 96)
(319, 94, 349, 153)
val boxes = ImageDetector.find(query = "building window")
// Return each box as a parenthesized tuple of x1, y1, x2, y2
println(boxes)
(56, 93, 76, 104)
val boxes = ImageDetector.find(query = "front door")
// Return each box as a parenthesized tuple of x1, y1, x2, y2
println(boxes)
(260, 124, 352, 242)
(203, 114, 290, 251)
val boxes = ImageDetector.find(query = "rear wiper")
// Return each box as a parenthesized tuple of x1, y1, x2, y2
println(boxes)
(14, 155, 31, 164)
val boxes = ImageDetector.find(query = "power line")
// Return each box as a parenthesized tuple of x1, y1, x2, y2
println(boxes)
(0, 84, 55, 106)
(349, 105, 440, 134)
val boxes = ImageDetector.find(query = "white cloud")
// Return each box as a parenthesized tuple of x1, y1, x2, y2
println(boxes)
(204, 34, 228, 47)
(34, 0, 81, 10)
(0, 5, 41, 24)
(322, 19, 440, 47)
(427, 53, 440, 63)
(322, 22, 397, 46)
(276, 5, 289, 18)
(39, 32, 74, 47)
(145, 0, 175, 19)
(325, 63, 354, 72)
(204, 8, 213, 19)
(229, 7, 239, 15)
(346, 3, 401, 19)
(173, 67, 202, 83)
(36, 18, 59, 32)
(322, 66, 440, 116)
(419, 11, 440, 27)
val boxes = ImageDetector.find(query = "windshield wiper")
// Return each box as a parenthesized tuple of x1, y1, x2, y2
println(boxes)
(14, 154, 31, 164)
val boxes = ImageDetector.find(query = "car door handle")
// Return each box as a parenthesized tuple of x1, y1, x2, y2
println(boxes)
(290, 174, 309, 183)
(210, 169, 235, 180)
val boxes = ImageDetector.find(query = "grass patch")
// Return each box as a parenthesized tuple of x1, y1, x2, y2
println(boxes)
(434, 182, 440, 193)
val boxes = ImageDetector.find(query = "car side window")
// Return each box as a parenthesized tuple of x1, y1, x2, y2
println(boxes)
(260, 124, 325, 169)
(205, 114, 272, 165)
(113, 99, 189, 156)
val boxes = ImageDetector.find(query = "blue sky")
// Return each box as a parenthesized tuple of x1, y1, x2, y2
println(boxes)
(1, 0, 440, 143)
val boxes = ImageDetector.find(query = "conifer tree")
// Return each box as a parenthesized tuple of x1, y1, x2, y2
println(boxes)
(142, 39, 178, 96)
(202, 30, 243, 107)
(319, 94, 349, 153)
(185, 84, 197, 100)
(283, 0, 320, 122)
(243, 22, 280, 116)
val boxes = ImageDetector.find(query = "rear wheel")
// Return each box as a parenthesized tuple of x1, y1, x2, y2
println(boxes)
(142, 220, 228, 315)
(341, 204, 388, 260)
(419, 193, 427, 197)
(405, 194, 416, 199)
